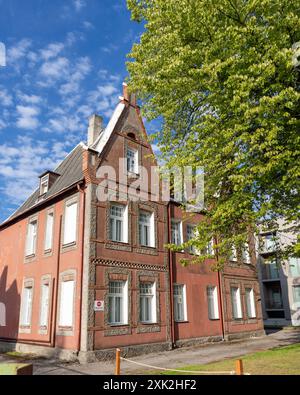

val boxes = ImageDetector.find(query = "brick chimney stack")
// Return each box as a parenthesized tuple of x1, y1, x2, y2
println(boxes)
(122, 82, 137, 107)
(87, 114, 103, 146)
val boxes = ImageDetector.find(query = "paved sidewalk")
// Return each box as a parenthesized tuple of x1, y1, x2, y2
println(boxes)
(0, 329, 299, 375)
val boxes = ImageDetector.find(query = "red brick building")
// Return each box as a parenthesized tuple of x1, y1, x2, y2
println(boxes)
(0, 84, 264, 361)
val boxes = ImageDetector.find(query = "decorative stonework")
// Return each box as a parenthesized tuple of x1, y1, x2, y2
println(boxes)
(92, 257, 167, 272)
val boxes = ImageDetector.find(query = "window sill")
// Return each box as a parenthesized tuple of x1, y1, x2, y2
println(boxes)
(25, 253, 36, 259)
(174, 320, 189, 323)
(127, 171, 140, 178)
(139, 321, 158, 325)
(58, 326, 73, 331)
(209, 318, 220, 321)
(108, 323, 129, 327)
(44, 248, 52, 255)
(62, 241, 76, 248)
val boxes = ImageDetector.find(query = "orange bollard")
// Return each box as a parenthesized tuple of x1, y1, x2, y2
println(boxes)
(115, 348, 121, 375)
(235, 359, 244, 375)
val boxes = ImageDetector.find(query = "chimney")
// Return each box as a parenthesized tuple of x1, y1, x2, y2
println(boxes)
(88, 114, 103, 146)
(122, 82, 137, 107)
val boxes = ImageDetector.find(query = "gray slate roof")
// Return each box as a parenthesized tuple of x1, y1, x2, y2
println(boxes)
(4, 143, 85, 224)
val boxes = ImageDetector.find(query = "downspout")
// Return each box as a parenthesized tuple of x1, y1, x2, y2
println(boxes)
(167, 202, 175, 347)
(77, 183, 86, 353)
(51, 214, 63, 348)
(215, 240, 225, 341)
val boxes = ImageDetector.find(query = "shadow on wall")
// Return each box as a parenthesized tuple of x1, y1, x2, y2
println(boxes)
(0, 266, 20, 340)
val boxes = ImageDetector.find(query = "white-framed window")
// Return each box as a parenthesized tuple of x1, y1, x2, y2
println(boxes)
(126, 147, 138, 174)
(293, 286, 300, 303)
(229, 245, 237, 261)
(25, 218, 38, 256)
(20, 284, 33, 326)
(206, 238, 215, 255)
(44, 211, 54, 251)
(59, 279, 75, 327)
(139, 211, 155, 247)
(289, 257, 300, 278)
(40, 175, 49, 195)
(231, 286, 242, 319)
(63, 199, 78, 245)
(207, 286, 219, 319)
(171, 220, 183, 246)
(109, 204, 128, 243)
(40, 282, 50, 327)
(140, 282, 156, 323)
(242, 243, 251, 263)
(187, 224, 196, 254)
(108, 280, 128, 325)
(173, 284, 187, 322)
(245, 288, 256, 318)
(263, 233, 277, 252)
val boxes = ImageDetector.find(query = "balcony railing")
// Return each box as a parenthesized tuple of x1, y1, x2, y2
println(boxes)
(261, 262, 280, 280)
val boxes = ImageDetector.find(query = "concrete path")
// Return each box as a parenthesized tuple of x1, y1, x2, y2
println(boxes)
(1, 328, 299, 375)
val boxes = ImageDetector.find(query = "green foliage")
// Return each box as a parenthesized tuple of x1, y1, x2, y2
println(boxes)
(127, 0, 300, 259)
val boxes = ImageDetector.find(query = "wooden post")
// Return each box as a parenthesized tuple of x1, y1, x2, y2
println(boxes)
(235, 359, 244, 375)
(115, 348, 121, 375)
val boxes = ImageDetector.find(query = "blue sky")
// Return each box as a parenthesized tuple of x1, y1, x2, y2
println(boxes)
(0, 0, 151, 223)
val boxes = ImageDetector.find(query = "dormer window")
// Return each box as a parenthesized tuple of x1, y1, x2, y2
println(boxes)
(40, 175, 49, 195)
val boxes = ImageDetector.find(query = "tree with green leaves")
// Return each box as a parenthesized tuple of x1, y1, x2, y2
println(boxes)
(126, 0, 300, 264)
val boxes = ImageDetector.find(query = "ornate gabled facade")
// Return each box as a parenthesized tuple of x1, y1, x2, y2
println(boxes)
(0, 84, 264, 362)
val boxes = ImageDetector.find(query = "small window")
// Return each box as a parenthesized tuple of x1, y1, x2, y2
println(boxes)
(187, 225, 197, 254)
(140, 282, 156, 323)
(25, 219, 38, 256)
(171, 220, 182, 246)
(63, 200, 78, 245)
(173, 284, 187, 322)
(245, 288, 256, 318)
(207, 286, 219, 320)
(59, 279, 75, 327)
(40, 175, 49, 195)
(231, 287, 242, 319)
(293, 286, 300, 303)
(127, 132, 136, 140)
(242, 243, 251, 263)
(289, 257, 300, 277)
(40, 282, 50, 327)
(230, 245, 237, 261)
(108, 280, 128, 325)
(139, 211, 155, 247)
(44, 211, 54, 251)
(20, 285, 33, 326)
(126, 147, 138, 174)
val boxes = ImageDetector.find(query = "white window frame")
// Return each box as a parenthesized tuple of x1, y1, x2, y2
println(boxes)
(242, 243, 251, 263)
(40, 174, 49, 195)
(139, 210, 155, 247)
(292, 286, 300, 303)
(25, 218, 38, 257)
(206, 238, 215, 256)
(126, 147, 139, 174)
(108, 280, 128, 325)
(230, 245, 237, 261)
(109, 204, 128, 243)
(289, 257, 300, 278)
(20, 282, 34, 327)
(171, 220, 183, 246)
(187, 224, 197, 254)
(231, 286, 243, 319)
(58, 279, 75, 328)
(63, 198, 78, 246)
(173, 284, 187, 322)
(44, 210, 54, 251)
(207, 286, 220, 320)
(139, 282, 157, 323)
(245, 288, 256, 318)
(39, 281, 51, 328)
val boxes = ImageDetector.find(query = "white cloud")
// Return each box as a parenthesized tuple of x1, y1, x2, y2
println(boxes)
(73, 0, 86, 11)
(39, 57, 70, 80)
(17, 92, 42, 105)
(0, 119, 7, 130)
(59, 56, 91, 96)
(0, 87, 13, 106)
(40, 42, 65, 60)
(16, 105, 40, 129)
(7, 39, 32, 63)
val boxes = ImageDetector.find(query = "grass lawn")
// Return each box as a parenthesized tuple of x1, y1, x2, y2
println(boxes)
(153, 344, 300, 375)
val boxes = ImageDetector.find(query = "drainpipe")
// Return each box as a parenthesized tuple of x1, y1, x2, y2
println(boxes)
(51, 214, 62, 348)
(215, 239, 225, 341)
(167, 202, 175, 347)
(77, 183, 86, 354)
